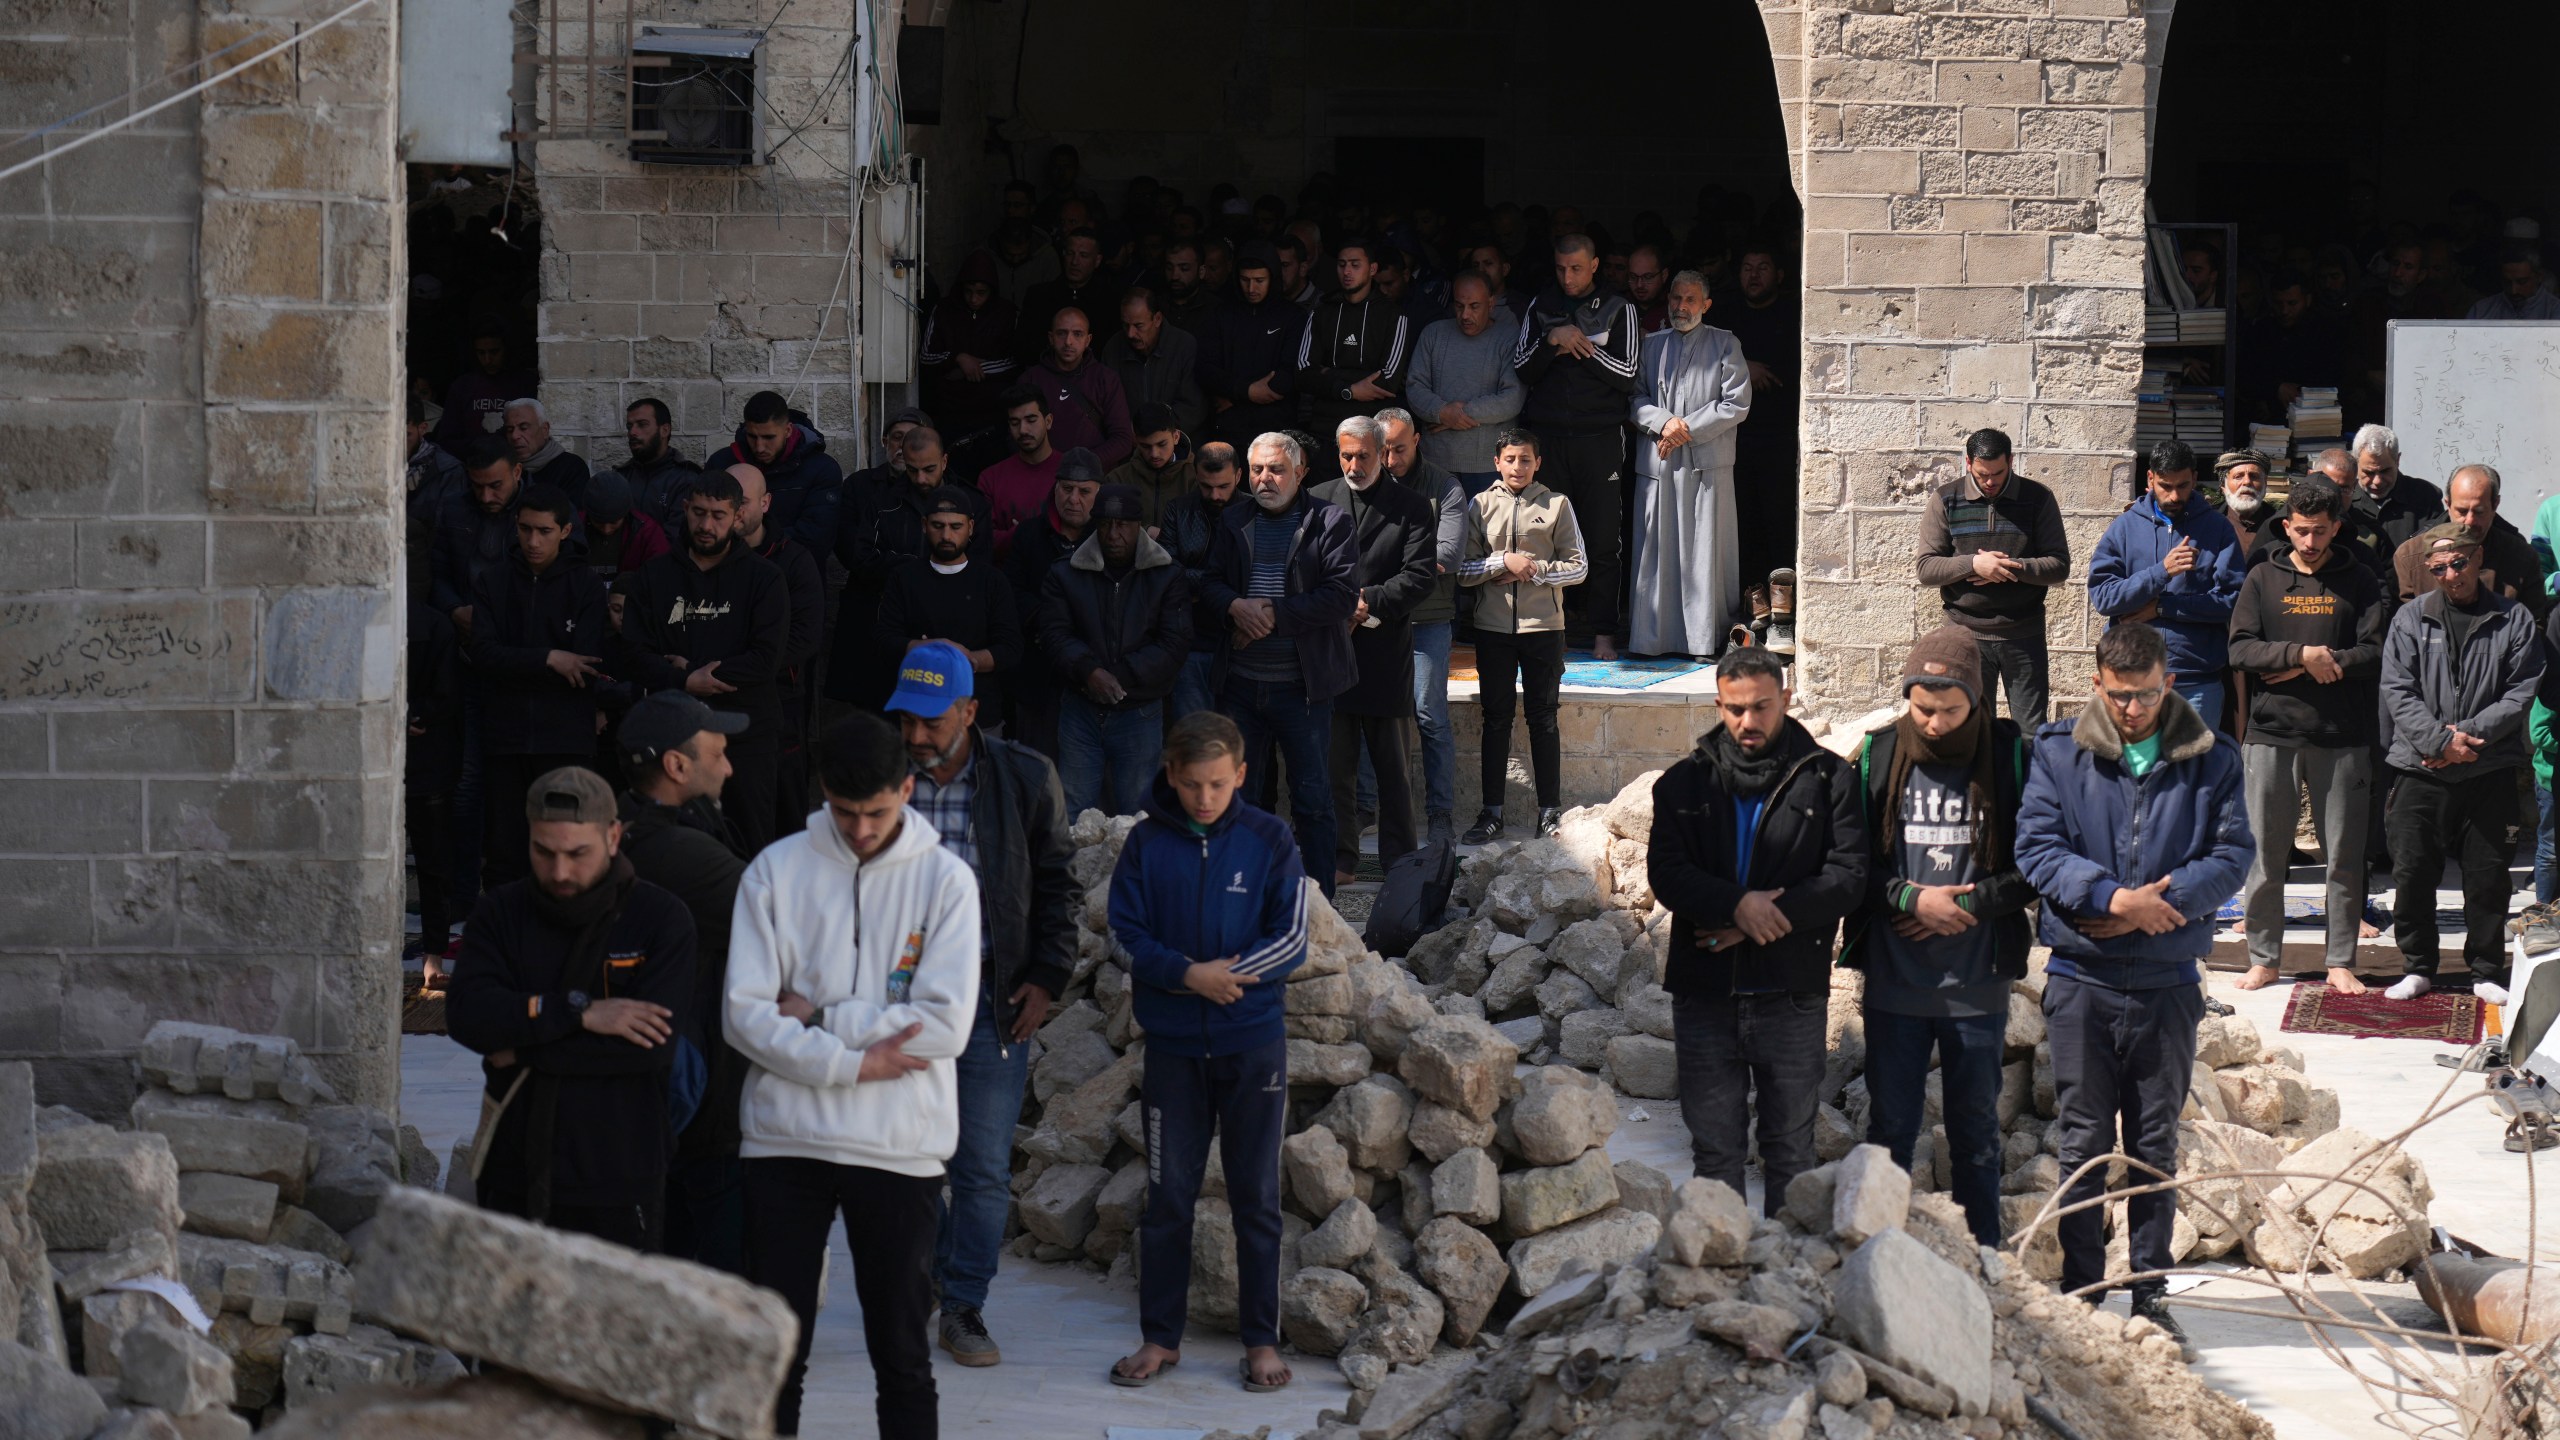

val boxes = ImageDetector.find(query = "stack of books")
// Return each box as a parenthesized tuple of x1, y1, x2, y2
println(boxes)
(2288, 388, 2342, 456)
(2248, 423, 2290, 459)
(2171, 386, 2226, 447)
(2145, 306, 2179, 343)
(2176, 309, 2227, 344)
(2136, 369, 2173, 446)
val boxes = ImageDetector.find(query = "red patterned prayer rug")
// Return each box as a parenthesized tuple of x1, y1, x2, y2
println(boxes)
(2280, 982, 2484, 1044)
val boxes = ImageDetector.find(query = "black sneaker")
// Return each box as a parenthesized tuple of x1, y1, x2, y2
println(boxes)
(1461, 809, 1504, 845)
(938, 1304, 1000, 1366)
(2128, 1290, 2194, 1359)
(1535, 807, 1563, 838)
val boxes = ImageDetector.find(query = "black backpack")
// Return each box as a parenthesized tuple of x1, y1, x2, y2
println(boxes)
(1365, 836, 1459, 958)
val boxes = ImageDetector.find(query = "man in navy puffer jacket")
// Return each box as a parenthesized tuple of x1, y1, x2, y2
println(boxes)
(1105, 710, 1306, 1393)
(2016, 620, 2251, 1351)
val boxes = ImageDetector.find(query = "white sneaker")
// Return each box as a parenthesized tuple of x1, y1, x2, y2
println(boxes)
(2477, 981, 2512, 1006)
(2385, 974, 2433, 1001)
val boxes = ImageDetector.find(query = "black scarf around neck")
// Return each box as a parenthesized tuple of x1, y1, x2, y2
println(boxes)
(1704, 723, 1790, 797)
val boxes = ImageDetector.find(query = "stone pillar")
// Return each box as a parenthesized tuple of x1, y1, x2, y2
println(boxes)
(1781, 0, 2152, 711)
(0, 0, 405, 1114)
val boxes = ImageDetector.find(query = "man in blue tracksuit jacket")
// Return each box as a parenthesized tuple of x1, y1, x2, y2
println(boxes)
(1105, 709, 1307, 1393)
(2016, 621, 2252, 1350)
(2088, 438, 2247, 727)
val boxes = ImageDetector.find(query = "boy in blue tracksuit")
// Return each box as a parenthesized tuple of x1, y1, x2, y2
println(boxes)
(2088, 438, 2247, 726)
(2015, 621, 2252, 1349)
(1106, 709, 1308, 1393)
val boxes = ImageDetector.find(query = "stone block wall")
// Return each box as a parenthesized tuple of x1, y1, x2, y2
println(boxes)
(1449, 695, 1711, 818)
(1766, 0, 2153, 710)
(0, 0, 405, 1114)
(531, 0, 861, 468)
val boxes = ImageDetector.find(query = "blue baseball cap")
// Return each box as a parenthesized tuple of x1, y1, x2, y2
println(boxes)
(885, 641, 974, 717)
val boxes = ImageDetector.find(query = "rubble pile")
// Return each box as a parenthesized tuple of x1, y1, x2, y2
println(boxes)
(1304, 1155, 2275, 1440)
(0, 1025, 482, 1439)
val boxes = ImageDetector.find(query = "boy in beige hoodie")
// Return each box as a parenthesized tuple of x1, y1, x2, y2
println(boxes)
(1458, 427, 1587, 843)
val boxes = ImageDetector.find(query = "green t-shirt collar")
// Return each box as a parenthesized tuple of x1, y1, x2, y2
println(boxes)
(2122, 729, 2164, 778)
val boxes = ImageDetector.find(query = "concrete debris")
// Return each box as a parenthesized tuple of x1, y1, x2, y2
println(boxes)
(1, 1334, 110, 1440)
(280, 1324, 463, 1407)
(352, 1188, 795, 1439)
(32, 1126, 182, 1252)
(177, 1174, 280, 1243)
(50, 1227, 177, 1304)
(131, 1091, 311, 1198)
(117, 1317, 235, 1414)
(1829, 1144, 1911, 1246)
(257, 1373, 650, 1438)
(175, 1234, 353, 1333)
(138, 1023, 334, 1108)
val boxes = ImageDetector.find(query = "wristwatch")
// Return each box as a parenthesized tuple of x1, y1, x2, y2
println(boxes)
(566, 989, 592, 1017)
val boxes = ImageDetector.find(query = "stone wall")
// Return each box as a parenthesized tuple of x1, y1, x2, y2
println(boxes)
(530, 0, 861, 468)
(1768, 0, 2153, 709)
(0, 0, 405, 1114)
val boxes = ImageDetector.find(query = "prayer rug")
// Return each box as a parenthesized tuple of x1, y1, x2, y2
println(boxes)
(2280, 982, 2483, 1044)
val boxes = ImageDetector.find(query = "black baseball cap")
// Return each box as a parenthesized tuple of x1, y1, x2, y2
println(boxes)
(619, 690, 748, 769)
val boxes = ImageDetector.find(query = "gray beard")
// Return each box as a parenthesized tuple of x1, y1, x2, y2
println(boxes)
(1668, 314, 1701, 333)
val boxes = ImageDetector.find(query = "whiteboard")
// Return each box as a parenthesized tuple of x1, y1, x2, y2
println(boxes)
(2386, 321, 2560, 501)
(399, 0, 513, 167)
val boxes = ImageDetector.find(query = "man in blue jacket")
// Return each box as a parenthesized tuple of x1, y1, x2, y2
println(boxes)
(2089, 439, 2247, 727)
(1198, 431, 1360, 896)
(2016, 622, 2252, 1350)
(1106, 710, 1307, 1393)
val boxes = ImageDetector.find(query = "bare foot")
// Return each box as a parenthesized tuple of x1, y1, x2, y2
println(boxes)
(1592, 635, 1619, 662)
(2359, 917, 2381, 939)
(2234, 964, 2279, 991)
(2326, 966, 2369, 996)
(1336, 870, 1359, 888)
(1112, 1343, 1179, 1384)
(1242, 1344, 1292, 1390)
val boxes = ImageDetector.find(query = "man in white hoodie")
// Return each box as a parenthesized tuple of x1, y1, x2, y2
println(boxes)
(727, 708, 981, 1440)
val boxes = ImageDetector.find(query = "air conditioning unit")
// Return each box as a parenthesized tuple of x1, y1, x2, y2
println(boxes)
(627, 26, 763, 166)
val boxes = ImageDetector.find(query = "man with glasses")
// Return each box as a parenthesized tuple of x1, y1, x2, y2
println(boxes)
(2378, 523, 2543, 1002)
(2016, 622, 2251, 1350)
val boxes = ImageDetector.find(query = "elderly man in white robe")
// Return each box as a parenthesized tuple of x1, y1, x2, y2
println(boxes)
(1628, 272, 1752, 657)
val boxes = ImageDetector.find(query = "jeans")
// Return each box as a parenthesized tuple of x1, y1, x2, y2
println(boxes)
(1673, 990, 1827, 1216)
(1354, 620, 1455, 825)
(2043, 973, 2201, 1298)
(2539, 784, 2557, 904)
(1170, 650, 1219, 724)
(1863, 1009, 2005, 1246)
(2387, 767, 2520, 981)
(1411, 621, 1456, 821)
(1475, 629, 1567, 811)
(1970, 632, 2050, 726)
(1218, 675, 1337, 897)
(745, 1156, 941, 1439)
(2173, 677, 2227, 735)
(2241, 742, 2372, 971)
(934, 994, 1034, 1312)
(1138, 1037, 1288, 1350)
(1058, 693, 1164, 818)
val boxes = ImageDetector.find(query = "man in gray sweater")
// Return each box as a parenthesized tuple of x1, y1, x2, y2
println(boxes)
(1405, 272, 1525, 496)
(1914, 428, 2072, 724)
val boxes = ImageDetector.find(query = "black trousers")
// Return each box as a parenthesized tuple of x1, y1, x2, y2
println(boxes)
(721, 723, 781, 857)
(1475, 629, 1567, 810)
(772, 684, 811, 840)
(481, 1183, 661, 1252)
(2388, 766, 2520, 981)
(481, 751, 598, 887)
(406, 785, 457, 951)
(2043, 973, 2201, 1297)
(1734, 443, 1798, 588)
(744, 1156, 941, 1440)
(1330, 711, 1416, 875)
(1533, 425, 1626, 633)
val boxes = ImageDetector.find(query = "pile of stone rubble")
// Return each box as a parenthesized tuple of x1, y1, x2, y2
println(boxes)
(1004, 771, 2434, 1398)
(5, 1031, 798, 1439)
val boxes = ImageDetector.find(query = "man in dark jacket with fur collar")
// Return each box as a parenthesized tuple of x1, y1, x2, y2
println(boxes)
(1646, 646, 1865, 1215)
(2017, 621, 2251, 1350)
(1840, 626, 2036, 1247)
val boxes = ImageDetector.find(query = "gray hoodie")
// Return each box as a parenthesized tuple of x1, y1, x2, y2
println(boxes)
(2381, 586, 2545, 775)
(1404, 309, 1524, 475)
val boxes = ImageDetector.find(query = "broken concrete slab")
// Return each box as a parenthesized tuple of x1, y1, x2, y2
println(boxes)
(32, 1126, 181, 1252)
(281, 1324, 463, 1408)
(117, 1318, 234, 1415)
(1830, 1144, 1911, 1246)
(350, 1188, 795, 1439)
(1396, 1016, 1517, 1121)
(1662, 1177, 1753, 1267)
(1830, 1228, 1992, 1416)
(1503, 1206, 1661, 1295)
(50, 1228, 178, 1303)
(258, 1373, 649, 1439)
(138, 1022, 331, 1107)
(1497, 1146, 1619, 1237)
(131, 1091, 310, 1196)
(175, 1234, 352, 1332)
(178, 1173, 279, 1242)
(0, 1334, 110, 1440)
(1018, 1163, 1110, 1250)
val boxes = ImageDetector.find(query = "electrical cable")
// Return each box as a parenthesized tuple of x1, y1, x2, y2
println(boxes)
(0, 29, 267, 153)
(0, 0, 383, 187)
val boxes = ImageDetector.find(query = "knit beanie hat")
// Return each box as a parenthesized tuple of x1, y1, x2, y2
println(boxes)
(1901, 623, 1983, 706)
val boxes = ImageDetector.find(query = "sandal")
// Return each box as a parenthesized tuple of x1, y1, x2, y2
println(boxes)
(1110, 1352, 1178, 1388)
(1240, 1354, 1292, 1393)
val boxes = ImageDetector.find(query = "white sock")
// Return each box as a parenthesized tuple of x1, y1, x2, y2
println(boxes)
(2385, 974, 2433, 1001)
(2477, 981, 2512, 1006)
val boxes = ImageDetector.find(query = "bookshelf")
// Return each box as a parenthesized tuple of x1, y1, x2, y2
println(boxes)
(2139, 220, 2242, 463)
